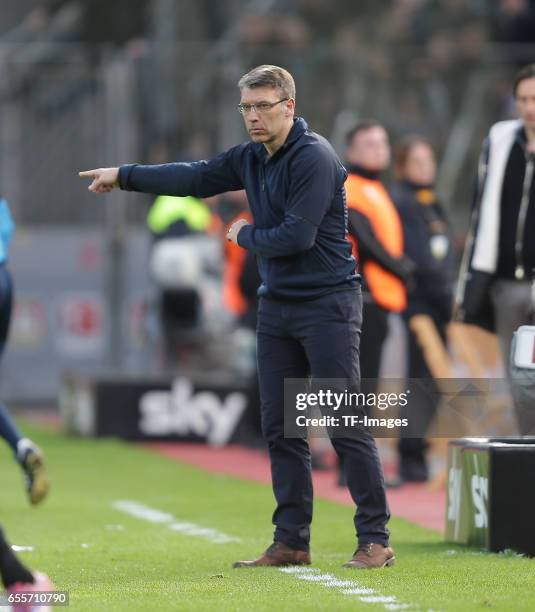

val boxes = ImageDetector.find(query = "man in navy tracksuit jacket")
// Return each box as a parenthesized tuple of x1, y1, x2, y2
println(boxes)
(80, 65, 393, 570)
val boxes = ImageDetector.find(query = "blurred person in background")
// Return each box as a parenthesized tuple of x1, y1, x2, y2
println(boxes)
(342, 121, 415, 487)
(345, 121, 415, 390)
(80, 64, 395, 570)
(456, 64, 535, 434)
(147, 193, 221, 367)
(0, 195, 48, 505)
(223, 190, 263, 444)
(222, 190, 260, 332)
(391, 136, 455, 483)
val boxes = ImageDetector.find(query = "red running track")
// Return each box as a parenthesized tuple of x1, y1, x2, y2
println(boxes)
(144, 442, 445, 533)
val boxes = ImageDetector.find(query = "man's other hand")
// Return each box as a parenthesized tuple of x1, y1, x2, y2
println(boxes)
(79, 167, 120, 193)
(227, 218, 250, 245)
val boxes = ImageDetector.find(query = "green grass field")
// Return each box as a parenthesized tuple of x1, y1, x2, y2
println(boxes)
(1, 423, 534, 611)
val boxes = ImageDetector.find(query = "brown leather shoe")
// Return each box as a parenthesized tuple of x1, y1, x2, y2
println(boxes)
(233, 542, 311, 568)
(343, 543, 395, 569)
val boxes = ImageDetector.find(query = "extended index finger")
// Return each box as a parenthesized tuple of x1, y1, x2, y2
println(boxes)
(78, 169, 99, 178)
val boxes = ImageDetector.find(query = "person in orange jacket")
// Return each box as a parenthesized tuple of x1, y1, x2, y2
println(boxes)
(337, 121, 415, 488)
(344, 121, 415, 390)
(222, 192, 263, 443)
(223, 206, 260, 331)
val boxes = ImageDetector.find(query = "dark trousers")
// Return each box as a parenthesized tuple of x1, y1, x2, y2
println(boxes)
(360, 296, 389, 395)
(256, 288, 390, 551)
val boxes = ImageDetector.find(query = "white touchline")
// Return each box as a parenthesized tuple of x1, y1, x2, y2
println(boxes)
(297, 573, 339, 581)
(112, 502, 418, 609)
(279, 567, 418, 610)
(279, 566, 317, 574)
(112, 500, 174, 523)
(360, 595, 398, 603)
(112, 500, 241, 544)
(168, 522, 237, 544)
(341, 588, 376, 595)
(317, 579, 354, 587)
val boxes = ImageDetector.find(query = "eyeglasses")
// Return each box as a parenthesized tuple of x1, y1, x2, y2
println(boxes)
(237, 98, 289, 115)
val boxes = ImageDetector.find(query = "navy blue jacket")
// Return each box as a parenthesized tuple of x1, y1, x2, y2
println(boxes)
(119, 117, 358, 300)
(391, 181, 455, 323)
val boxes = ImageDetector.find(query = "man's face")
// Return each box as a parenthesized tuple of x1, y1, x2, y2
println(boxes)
(239, 86, 294, 145)
(346, 126, 391, 172)
(516, 77, 535, 129)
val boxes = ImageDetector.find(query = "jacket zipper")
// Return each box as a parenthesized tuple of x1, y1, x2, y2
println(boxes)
(514, 152, 534, 280)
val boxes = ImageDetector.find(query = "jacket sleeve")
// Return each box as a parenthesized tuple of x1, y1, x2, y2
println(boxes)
(118, 145, 245, 198)
(397, 201, 454, 321)
(473, 136, 490, 214)
(237, 145, 337, 257)
(347, 209, 414, 282)
(396, 204, 432, 271)
(454, 136, 490, 321)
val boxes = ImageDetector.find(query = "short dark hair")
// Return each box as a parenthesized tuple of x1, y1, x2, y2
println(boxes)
(514, 64, 535, 96)
(238, 65, 296, 100)
(345, 120, 384, 146)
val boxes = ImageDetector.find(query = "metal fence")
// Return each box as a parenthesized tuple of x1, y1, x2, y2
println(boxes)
(0, 42, 146, 226)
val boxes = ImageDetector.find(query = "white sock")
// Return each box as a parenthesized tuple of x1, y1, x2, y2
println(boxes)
(16, 438, 34, 462)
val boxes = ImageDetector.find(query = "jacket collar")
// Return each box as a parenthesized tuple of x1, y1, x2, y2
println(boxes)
(513, 125, 535, 159)
(346, 164, 382, 181)
(252, 117, 308, 160)
(399, 179, 435, 191)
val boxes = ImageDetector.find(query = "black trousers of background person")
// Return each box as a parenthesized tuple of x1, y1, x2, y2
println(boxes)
(359, 296, 390, 395)
(398, 313, 447, 458)
(256, 288, 390, 552)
